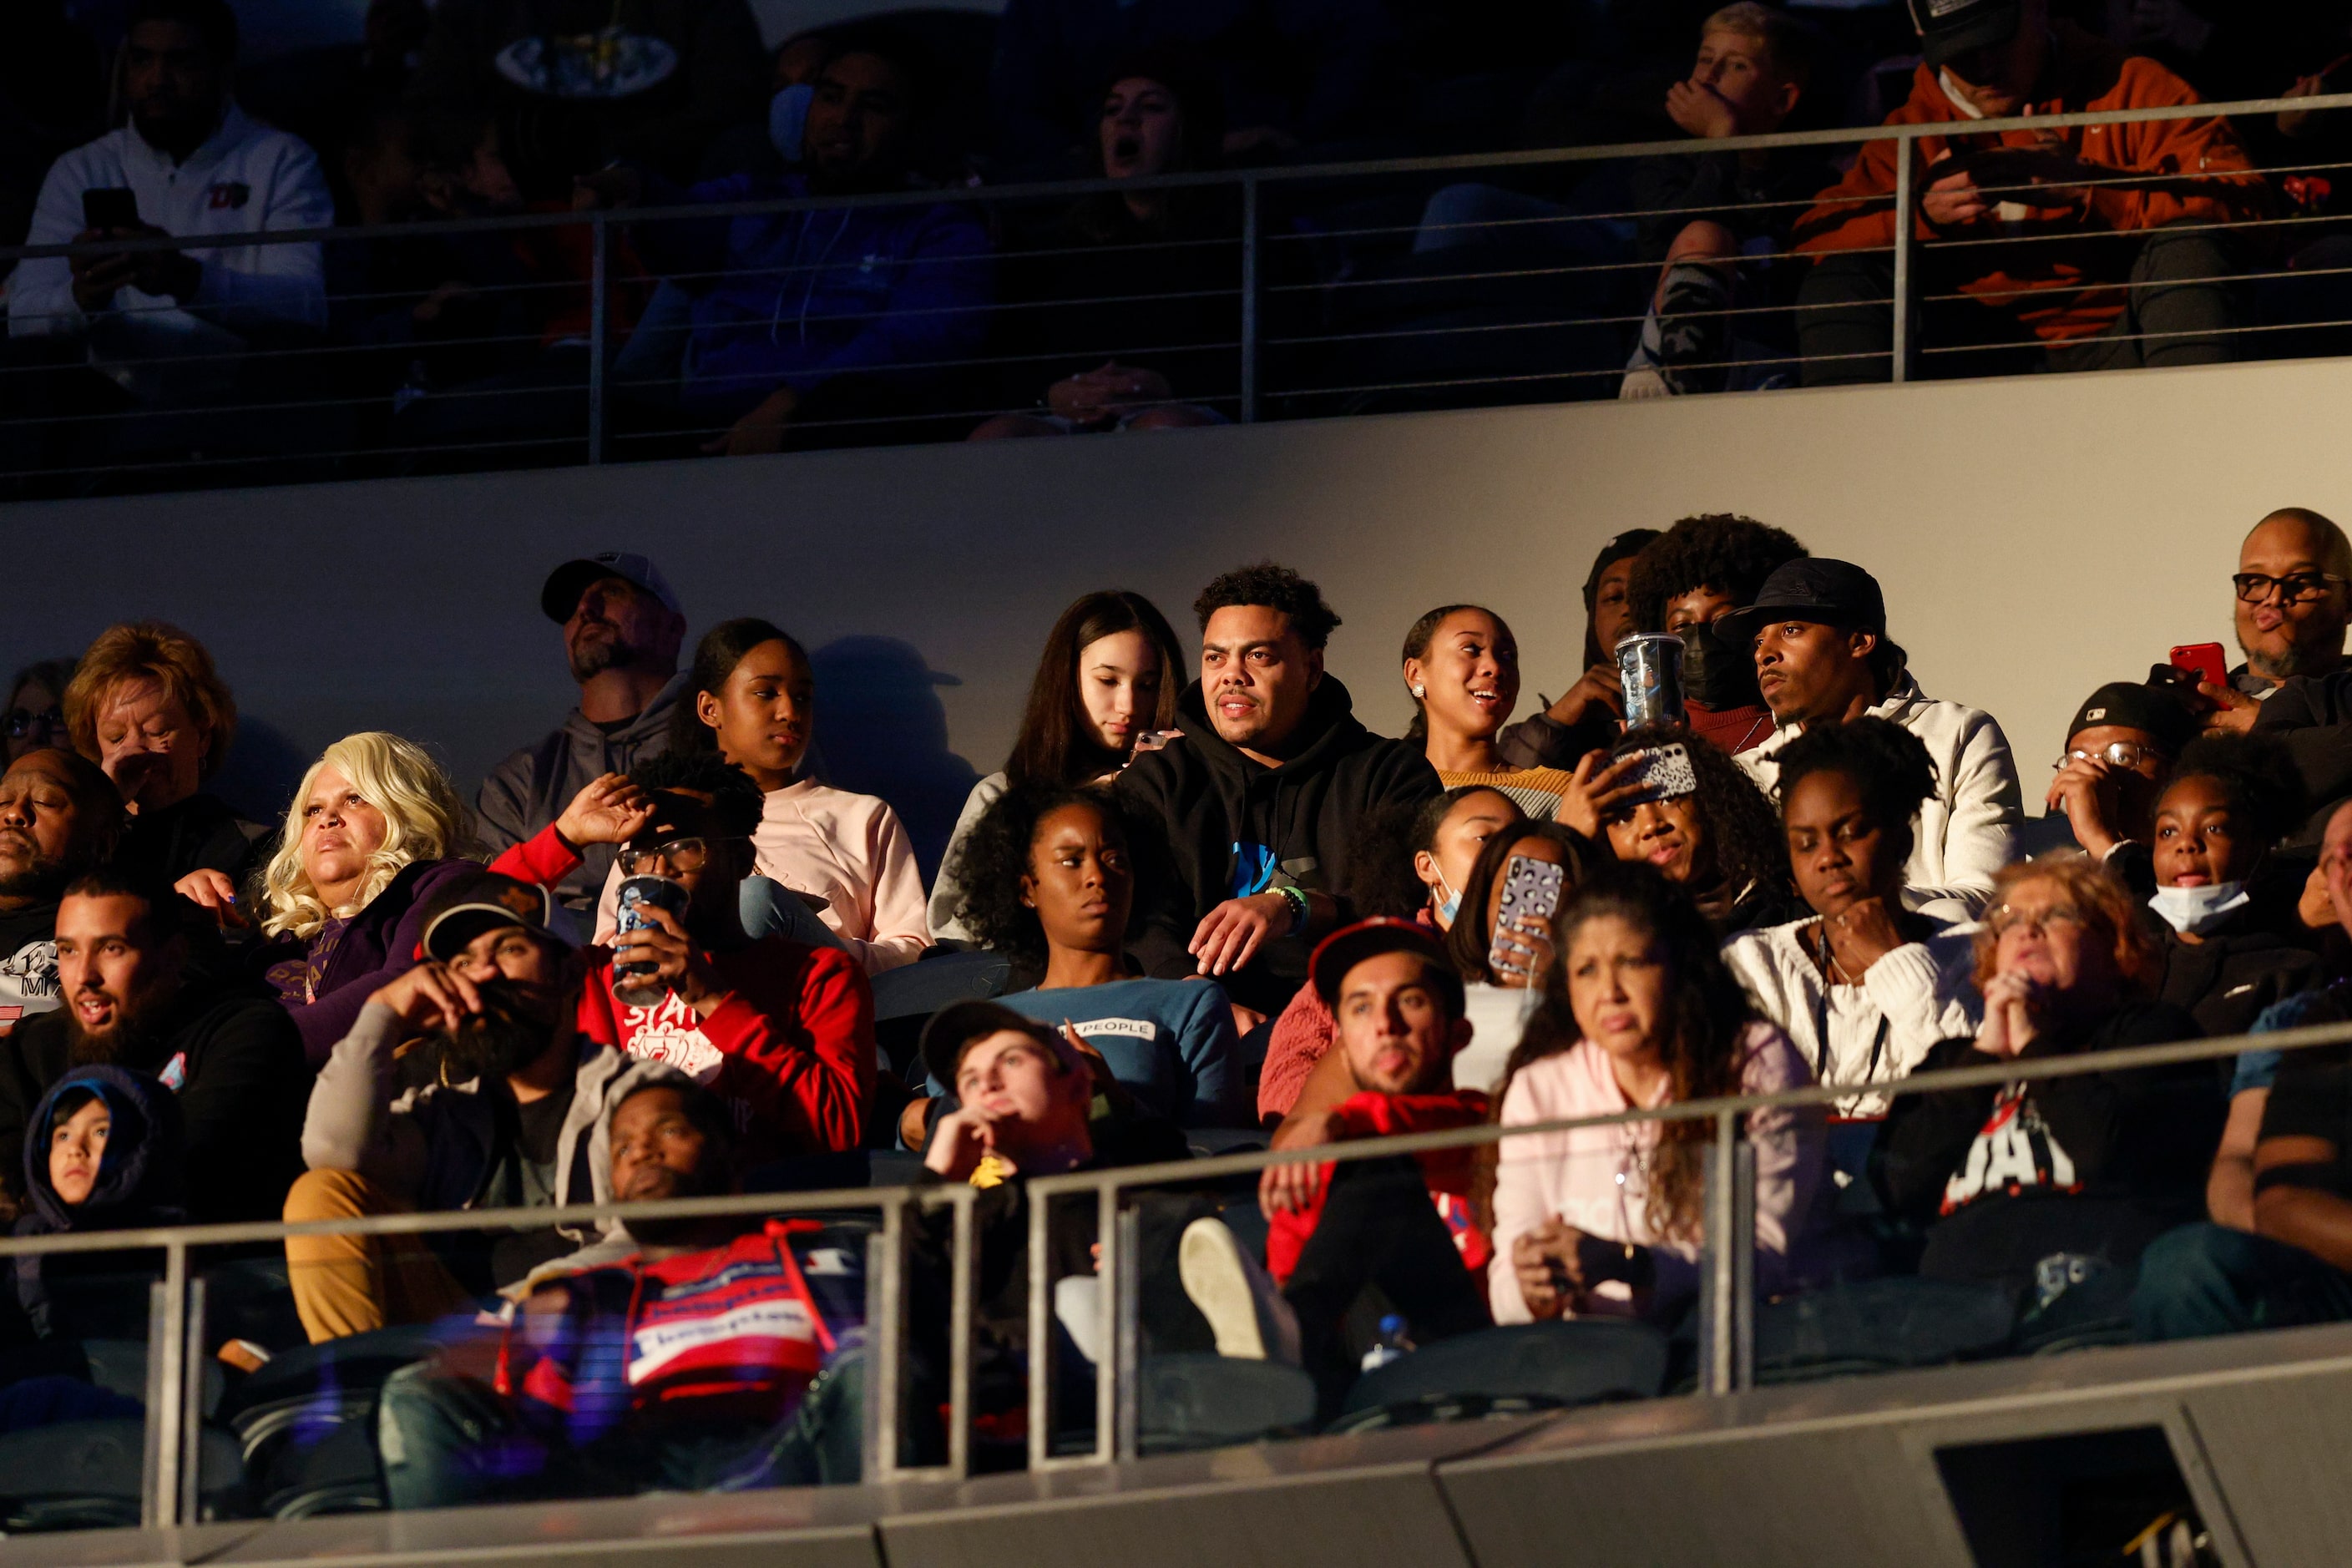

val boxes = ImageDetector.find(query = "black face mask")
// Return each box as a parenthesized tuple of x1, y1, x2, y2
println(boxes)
(1681, 618, 1762, 711)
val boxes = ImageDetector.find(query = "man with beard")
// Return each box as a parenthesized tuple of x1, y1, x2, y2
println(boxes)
(375, 1077, 870, 1507)
(0, 750, 124, 1031)
(476, 552, 689, 918)
(6, 0, 335, 403)
(0, 867, 304, 1225)
(285, 867, 654, 1343)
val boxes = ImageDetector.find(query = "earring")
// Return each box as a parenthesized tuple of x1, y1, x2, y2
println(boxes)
(1410, 684, 1426, 699)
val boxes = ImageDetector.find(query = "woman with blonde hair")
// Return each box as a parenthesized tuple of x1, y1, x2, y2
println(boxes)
(1874, 856, 2218, 1295)
(185, 732, 640, 1065)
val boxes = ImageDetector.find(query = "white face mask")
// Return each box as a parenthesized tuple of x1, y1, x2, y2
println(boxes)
(2147, 881, 2249, 936)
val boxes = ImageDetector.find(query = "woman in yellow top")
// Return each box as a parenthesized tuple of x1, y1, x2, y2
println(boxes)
(1401, 604, 1578, 820)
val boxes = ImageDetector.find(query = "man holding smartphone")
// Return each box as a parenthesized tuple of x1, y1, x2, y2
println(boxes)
(8, 0, 332, 401)
(2198, 508, 2352, 735)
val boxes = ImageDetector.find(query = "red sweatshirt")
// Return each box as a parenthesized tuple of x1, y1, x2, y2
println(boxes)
(494, 827, 875, 1159)
(1265, 1089, 1492, 1287)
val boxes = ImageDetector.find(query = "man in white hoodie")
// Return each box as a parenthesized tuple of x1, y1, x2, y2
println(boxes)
(1723, 558, 2021, 922)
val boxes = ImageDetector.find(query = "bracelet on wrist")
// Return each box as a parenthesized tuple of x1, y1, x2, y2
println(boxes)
(1277, 883, 1309, 936)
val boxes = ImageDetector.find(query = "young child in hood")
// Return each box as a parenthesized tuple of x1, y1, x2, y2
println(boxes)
(13, 1065, 187, 1343)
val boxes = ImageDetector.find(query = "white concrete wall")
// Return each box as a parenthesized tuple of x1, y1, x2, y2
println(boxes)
(8, 353, 2339, 861)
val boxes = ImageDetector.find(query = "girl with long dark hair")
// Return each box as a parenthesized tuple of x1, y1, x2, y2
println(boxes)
(1399, 603, 1578, 820)
(930, 589, 1184, 939)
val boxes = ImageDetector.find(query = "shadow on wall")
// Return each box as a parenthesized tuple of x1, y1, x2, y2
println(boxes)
(809, 637, 979, 883)
(209, 717, 310, 831)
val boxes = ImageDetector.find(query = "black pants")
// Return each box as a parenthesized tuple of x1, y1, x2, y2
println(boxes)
(1797, 225, 2237, 385)
(1282, 1157, 1490, 1415)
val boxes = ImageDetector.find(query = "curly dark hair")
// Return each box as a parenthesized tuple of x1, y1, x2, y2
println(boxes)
(1625, 514, 1808, 635)
(1772, 716, 1938, 862)
(1194, 562, 1341, 650)
(945, 781, 1129, 968)
(2164, 732, 2309, 852)
(1446, 821, 1601, 984)
(1602, 726, 1788, 908)
(1482, 862, 1761, 1243)
(628, 751, 766, 838)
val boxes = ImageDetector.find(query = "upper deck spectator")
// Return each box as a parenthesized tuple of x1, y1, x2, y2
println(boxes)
(1792, 0, 2263, 382)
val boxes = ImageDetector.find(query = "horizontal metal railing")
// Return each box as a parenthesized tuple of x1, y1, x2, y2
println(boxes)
(3, 1004, 2335, 1530)
(8, 88, 2352, 490)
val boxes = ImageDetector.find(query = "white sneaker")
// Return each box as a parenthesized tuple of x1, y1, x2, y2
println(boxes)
(1178, 1217, 1301, 1365)
(1618, 366, 1672, 401)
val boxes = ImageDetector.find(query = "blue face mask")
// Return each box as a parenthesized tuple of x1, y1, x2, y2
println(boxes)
(769, 83, 813, 163)
(1433, 872, 1462, 928)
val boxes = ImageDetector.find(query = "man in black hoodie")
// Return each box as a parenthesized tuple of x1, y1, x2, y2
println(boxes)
(0, 867, 306, 1226)
(1115, 564, 1441, 1017)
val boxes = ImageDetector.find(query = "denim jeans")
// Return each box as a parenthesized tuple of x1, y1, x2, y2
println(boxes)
(2132, 1222, 2352, 1343)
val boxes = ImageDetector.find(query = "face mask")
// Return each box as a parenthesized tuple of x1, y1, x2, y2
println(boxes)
(1432, 871, 1462, 928)
(769, 83, 813, 163)
(1682, 617, 1762, 710)
(2147, 881, 2249, 936)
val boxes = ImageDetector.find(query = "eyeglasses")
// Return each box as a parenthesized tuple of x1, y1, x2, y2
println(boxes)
(3, 709, 64, 741)
(617, 837, 737, 877)
(2053, 741, 2167, 772)
(1985, 902, 2086, 938)
(2233, 571, 2349, 604)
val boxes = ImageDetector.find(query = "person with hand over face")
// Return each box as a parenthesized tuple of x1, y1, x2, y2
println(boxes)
(1487, 863, 1834, 1326)
(1115, 564, 1440, 1015)
(1556, 725, 1797, 936)
(0, 750, 124, 1032)
(1499, 531, 1658, 771)
(0, 868, 305, 1227)
(1401, 604, 1578, 821)
(2045, 680, 2199, 893)
(616, 619, 927, 977)
(1791, 0, 2259, 382)
(1179, 922, 1495, 1409)
(1874, 859, 2213, 1292)
(1727, 559, 2021, 921)
(63, 621, 265, 888)
(936, 784, 1239, 1127)
(1725, 718, 1982, 1120)
(931, 590, 1184, 943)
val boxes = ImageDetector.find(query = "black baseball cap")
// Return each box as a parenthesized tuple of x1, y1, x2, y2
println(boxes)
(918, 1001, 1067, 1090)
(539, 551, 684, 624)
(1716, 559, 1889, 647)
(1905, 0, 2022, 68)
(2066, 681, 2199, 752)
(1309, 918, 1464, 1019)
(417, 869, 571, 962)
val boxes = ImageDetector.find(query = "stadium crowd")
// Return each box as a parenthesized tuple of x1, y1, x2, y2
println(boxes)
(1, 503, 2351, 1500)
(5, 0, 2352, 486)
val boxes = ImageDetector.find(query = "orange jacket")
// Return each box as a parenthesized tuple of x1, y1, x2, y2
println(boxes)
(1793, 28, 2264, 344)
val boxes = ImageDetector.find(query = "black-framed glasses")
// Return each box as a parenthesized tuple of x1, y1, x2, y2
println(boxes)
(3, 709, 64, 741)
(2233, 571, 2348, 604)
(617, 837, 741, 877)
(2054, 741, 2167, 772)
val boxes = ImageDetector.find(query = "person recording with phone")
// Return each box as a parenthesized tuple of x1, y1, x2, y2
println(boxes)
(2197, 508, 2352, 732)
(1554, 727, 1797, 936)
(1725, 717, 1981, 1122)
(1724, 559, 2022, 922)
(7, 0, 333, 397)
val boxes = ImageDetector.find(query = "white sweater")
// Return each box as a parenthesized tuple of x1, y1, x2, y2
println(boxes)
(1737, 673, 2022, 923)
(1722, 916, 1983, 1117)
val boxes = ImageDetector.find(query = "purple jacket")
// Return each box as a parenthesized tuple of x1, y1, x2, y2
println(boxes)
(255, 857, 479, 1066)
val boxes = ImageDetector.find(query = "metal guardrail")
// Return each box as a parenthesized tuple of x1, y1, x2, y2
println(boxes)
(9, 88, 2352, 488)
(0, 1010, 2341, 1524)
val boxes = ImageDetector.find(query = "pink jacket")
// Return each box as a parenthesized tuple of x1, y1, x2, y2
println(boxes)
(1486, 1021, 1831, 1323)
(595, 780, 930, 976)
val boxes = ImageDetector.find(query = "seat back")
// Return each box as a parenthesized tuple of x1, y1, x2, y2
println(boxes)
(1341, 1319, 1672, 1416)
(1138, 1353, 1318, 1454)
(1756, 1278, 2016, 1381)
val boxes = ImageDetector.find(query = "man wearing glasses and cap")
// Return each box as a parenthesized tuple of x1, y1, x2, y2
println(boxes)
(2045, 680, 2199, 891)
(478, 552, 690, 918)
(1723, 558, 2022, 923)
(1789, 0, 2258, 383)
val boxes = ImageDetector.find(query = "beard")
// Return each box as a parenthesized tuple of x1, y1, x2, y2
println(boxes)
(430, 979, 561, 1084)
(65, 984, 175, 1067)
(565, 625, 659, 685)
(0, 830, 66, 903)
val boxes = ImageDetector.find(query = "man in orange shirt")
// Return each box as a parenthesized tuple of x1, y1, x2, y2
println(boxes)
(1791, 0, 2264, 382)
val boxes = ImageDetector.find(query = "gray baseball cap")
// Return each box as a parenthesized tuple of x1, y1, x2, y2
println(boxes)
(540, 552, 683, 623)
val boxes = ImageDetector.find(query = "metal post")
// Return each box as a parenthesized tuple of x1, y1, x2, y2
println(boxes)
(863, 1201, 903, 1481)
(1025, 1186, 1055, 1471)
(1093, 1186, 1118, 1463)
(1890, 132, 1914, 384)
(1239, 174, 1260, 424)
(179, 1277, 208, 1524)
(587, 211, 608, 464)
(143, 1242, 188, 1529)
(1114, 1205, 1141, 1462)
(1700, 1110, 1740, 1396)
(946, 1188, 974, 1481)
